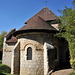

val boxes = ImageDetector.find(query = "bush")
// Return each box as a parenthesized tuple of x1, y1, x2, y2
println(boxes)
(0, 73, 6, 75)
(0, 64, 11, 73)
(70, 58, 75, 70)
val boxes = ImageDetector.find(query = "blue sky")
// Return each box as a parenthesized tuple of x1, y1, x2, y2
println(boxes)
(0, 0, 73, 34)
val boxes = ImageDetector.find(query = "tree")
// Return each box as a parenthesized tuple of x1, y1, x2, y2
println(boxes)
(56, 0, 75, 69)
(0, 31, 7, 51)
(73, 0, 75, 5)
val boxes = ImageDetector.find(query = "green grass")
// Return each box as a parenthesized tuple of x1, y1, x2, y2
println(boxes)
(70, 71, 75, 75)
(70, 73, 75, 75)
(0, 72, 17, 75)
(0, 60, 2, 64)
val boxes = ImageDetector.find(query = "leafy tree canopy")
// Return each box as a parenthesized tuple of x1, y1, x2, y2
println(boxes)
(56, 0, 75, 69)
(73, 0, 75, 5)
(0, 31, 7, 51)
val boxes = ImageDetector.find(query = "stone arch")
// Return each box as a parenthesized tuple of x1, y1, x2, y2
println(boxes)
(24, 44, 36, 60)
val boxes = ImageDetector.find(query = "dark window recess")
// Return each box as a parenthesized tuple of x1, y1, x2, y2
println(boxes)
(55, 48, 57, 60)
(27, 47, 32, 60)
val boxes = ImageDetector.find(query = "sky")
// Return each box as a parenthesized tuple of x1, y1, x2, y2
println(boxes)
(0, 0, 74, 34)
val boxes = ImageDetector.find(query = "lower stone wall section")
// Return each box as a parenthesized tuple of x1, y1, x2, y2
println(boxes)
(20, 50, 44, 75)
(2, 51, 12, 67)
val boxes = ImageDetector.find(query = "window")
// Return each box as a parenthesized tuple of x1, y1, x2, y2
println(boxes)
(27, 47, 32, 60)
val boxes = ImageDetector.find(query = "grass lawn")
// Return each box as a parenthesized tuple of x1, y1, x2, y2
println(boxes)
(0, 60, 2, 64)
(70, 73, 75, 75)
(70, 71, 75, 75)
(0, 73, 16, 75)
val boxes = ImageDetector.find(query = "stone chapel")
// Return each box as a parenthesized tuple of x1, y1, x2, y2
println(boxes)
(2, 7, 69, 75)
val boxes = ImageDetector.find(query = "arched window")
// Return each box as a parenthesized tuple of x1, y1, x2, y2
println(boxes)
(27, 47, 32, 60)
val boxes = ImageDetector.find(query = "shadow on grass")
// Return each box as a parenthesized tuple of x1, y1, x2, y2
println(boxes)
(0, 73, 6, 75)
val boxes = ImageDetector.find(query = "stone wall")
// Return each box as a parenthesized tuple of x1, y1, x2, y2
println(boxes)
(16, 32, 59, 75)
(2, 37, 15, 67)
(2, 43, 15, 67)
(18, 33, 44, 75)
(3, 32, 60, 75)
(11, 42, 20, 74)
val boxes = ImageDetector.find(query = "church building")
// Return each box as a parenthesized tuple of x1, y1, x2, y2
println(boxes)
(2, 7, 69, 75)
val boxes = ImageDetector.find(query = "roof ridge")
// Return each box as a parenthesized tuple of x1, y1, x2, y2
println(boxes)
(25, 7, 59, 24)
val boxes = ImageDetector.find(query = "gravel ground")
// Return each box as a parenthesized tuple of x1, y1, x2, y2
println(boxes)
(51, 69, 73, 75)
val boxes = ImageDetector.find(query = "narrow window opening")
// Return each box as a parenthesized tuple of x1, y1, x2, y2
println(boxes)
(27, 47, 32, 60)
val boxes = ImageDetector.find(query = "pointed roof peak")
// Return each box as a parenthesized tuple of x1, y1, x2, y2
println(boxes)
(25, 7, 59, 24)
(44, 6, 48, 8)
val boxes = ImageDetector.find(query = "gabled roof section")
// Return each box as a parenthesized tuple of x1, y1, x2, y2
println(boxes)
(18, 16, 57, 31)
(5, 28, 16, 40)
(25, 7, 59, 24)
(6, 36, 17, 43)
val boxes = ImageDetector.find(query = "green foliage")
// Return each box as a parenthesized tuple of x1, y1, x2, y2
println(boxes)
(2, 73, 17, 75)
(70, 73, 75, 75)
(0, 73, 17, 75)
(0, 60, 2, 64)
(70, 71, 75, 75)
(0, 64, 11, 73)
(50, 19, 60, 24)
(73, 0, 75, 5)
(0, 31, 7, 50)
(56, 0, 75, 70)
(0, 63, 16, 75)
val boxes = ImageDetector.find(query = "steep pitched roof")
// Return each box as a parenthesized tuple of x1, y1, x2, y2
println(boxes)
(5, 28, 16, 37)
(6, 36, 17, 43)
(25, 7, 59, 24)
(18, 16, 57, 31)
(13, 7, 59, 36)
(5, 28, 16, 40)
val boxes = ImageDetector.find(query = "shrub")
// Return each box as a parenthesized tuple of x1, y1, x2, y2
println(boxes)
(0, 64, 11, 73)
(70, 58, 75, 70)
(0, 73, 6, 75)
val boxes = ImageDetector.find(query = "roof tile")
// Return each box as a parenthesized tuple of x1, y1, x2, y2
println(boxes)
(6, 36, 17, 43)
(19, 16, 57, 31)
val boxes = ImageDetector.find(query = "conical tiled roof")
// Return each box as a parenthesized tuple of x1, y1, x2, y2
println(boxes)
(25, 7, 59, 24)
(19, 16, 57, 31)
(14, 7, 59, 36)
